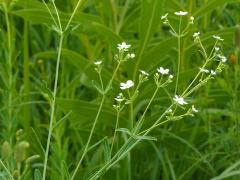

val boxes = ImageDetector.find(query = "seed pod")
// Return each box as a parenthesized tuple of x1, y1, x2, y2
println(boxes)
(14, 141, 30, 163)
(2, 141, 11, 159)
(26, 155, 40, 164)
(15, 129, 23, 141)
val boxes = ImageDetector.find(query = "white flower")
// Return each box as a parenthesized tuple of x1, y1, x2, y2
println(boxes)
(167, 108, 173, 113)
(94, 60, 102, 65)
(120, 80, 134, 90)
(213, 35, 224, 41)
(193, 32, 200, 38)
(161, 13, 168, 20)
(173, 95, 188, 105)
(217, 55, 227, 63)
(191, 105, 198, 113)
(174, 11, 188, 16)
(117, 42, 131, 51)
(214, 47, 220, 51)
(115, 93, 124, 102)
(169, 74, 174, 79)
(199, 68, 209, 73)
(189, 16, 194, 24)
(210, 70, 216, 76)
(127, 53, 135, 59)
(139, 70, 149, 76)
(157, 67, 169, 75)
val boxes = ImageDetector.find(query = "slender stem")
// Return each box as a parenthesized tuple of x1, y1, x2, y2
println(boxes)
(175, 17, 182, 95)
(42, 0, 58, 28)
(23, 1, 30, 131)
(5, 9, 13, 142)
(110, 111, 120, 157)
(42, 33, 64, 180)
(133, 86, 159, 133)
(64, 0, 83, 31)
(0, 160, 14, 180)
(181, 60, 209, 96)
(98, 72, 104, 90)
(71, 95, 106, 180)
(52, 1, 62, 31)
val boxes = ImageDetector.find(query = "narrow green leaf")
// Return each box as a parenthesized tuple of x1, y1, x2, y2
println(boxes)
(34, 169, 42, 180)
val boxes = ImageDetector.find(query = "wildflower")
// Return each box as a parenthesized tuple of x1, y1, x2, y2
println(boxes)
(173, 95, 188, 105)
(213, 35, 224, 41)
(117, 42, 131, 51)
(192, 105, 198, 113)
(214, 47, 220, 52)
(157, 67, 169, 75)
(139, 70, 149, 76)
(169, 75, 174, 79)
(94, 60, 102, 65)
(161, 13, 168, 20)
(115, 93, 124, 102)
(199, 68, 209, 73)
(174, 11, 188, 16)
(189, 16, 194, 24)
(127, 53, 135, 59)
(210, 70, 216, 76)
(193, 32, 200, 38)
(167, 108, 173, 113)
(120, 80, 134, 90)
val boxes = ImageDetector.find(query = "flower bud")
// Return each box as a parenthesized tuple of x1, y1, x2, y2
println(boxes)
(14, 141, 30, 162)
(2, 141, 11, 159)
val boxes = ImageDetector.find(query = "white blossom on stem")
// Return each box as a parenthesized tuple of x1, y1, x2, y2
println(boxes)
(173, 95, 188, 105)
(120, 80, 134, 90)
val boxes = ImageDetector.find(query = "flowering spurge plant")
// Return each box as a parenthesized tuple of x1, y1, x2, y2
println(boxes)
(84, 14, 227, 180)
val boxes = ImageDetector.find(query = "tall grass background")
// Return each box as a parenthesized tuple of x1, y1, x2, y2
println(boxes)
(0, 0, 240, 179)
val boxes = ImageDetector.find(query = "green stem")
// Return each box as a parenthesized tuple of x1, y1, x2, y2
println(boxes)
(71, 54, 123, 179)
(42, 33, 64, 180)
(5, 9, 13, 142)
(64, 0, 84, 31)
(175, 17, 182, 95)
(71, 95, 106, 180)
(23, 3, 30, 131)
(0, 160, 14, 180)
(134, 86, 159, 133)
(110, 111, 120, 157)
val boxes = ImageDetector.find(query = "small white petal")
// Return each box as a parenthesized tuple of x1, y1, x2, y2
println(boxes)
(213, 35, 224, 41)
(169, 75, 174, 79)
(161, 13, 168, 20)
(174, 11, 188, 16)
(214, 47, 220, 51)
(117, 42, 131, 51)
(94, 60, 102, 65)
(189, 16, 194, 24)
(192, 105, 198, 113)
(127, 53, 135, 59)
(217, 55, 227, 63)
(157, 67, 169, 75)
(199, 68, 209, 73)
(210, 70, 216, 76)
(120, 80, 134, 90)
(193, 32, 200, 38)
(139, 70, 149, 76)
(173, 95, 188, 105)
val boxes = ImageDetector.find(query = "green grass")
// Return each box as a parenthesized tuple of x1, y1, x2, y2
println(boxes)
(0, 0, 240, 179)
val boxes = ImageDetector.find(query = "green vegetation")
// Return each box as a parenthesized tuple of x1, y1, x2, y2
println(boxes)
(0, 0, 240, 179)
